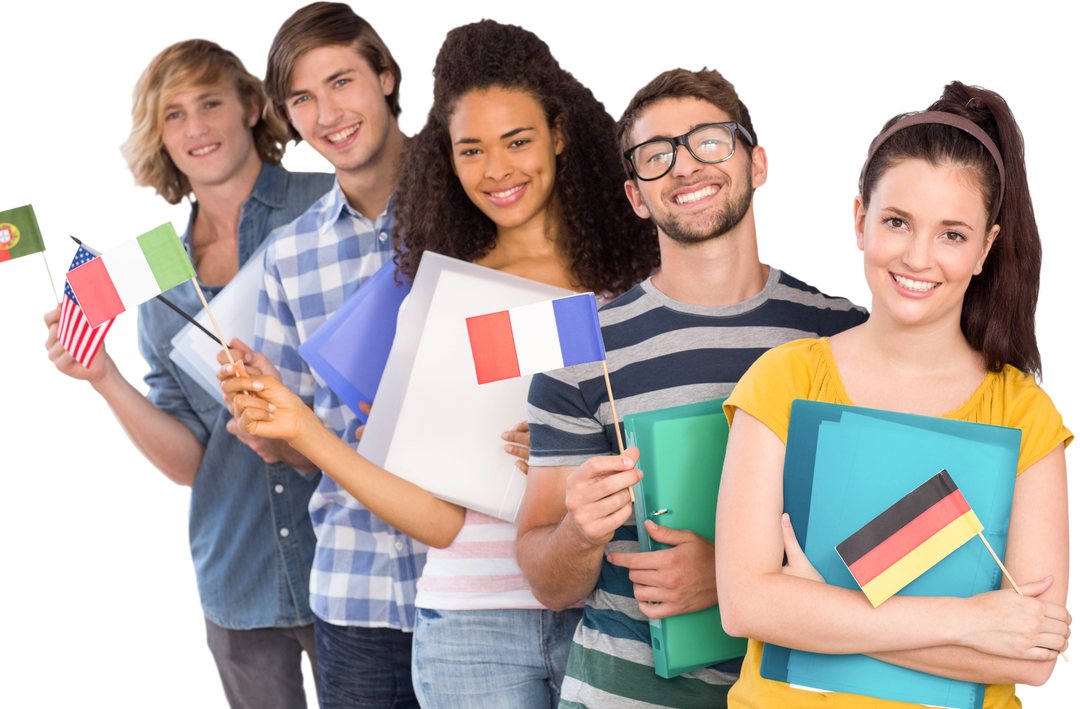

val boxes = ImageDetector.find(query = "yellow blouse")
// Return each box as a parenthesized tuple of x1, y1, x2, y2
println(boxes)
(722, 338, 1072, 709)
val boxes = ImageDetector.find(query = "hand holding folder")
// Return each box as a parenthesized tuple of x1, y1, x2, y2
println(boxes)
(624, 398, 747, 679)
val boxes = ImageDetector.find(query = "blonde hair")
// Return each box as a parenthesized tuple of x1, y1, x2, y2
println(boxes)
(121, 39, 289, 205)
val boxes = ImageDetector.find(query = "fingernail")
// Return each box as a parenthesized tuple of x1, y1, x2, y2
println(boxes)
(504, 444, 514, 453)
(225, 364, 234, 374)
(782, 513, 791, 527)
(501, 432, 510, 440)
(268, 413, 274, 420)
(623, 458, 633, 467)
(252, 380, 264, 391)
(268, 404, 277, 412)
(244, 353, 252, 362)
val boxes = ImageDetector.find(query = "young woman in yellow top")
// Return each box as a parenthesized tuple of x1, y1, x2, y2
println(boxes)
(715, 81, 1071, 709)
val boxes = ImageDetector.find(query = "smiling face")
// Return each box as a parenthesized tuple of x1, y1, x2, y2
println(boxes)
(160, 81, 259, 190)
(624, 97, 762, 245)
(285, 44, 396, 172)
(856, 158, 999, 330)
(448, 87, 564, 234)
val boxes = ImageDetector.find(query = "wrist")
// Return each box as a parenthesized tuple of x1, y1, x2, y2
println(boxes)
(88, 354, 123, 394)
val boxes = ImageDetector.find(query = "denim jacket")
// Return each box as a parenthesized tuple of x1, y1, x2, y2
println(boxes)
(137, 163, 334, 629)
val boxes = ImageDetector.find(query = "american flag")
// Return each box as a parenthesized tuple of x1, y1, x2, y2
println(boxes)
(59, 245, 115, 367)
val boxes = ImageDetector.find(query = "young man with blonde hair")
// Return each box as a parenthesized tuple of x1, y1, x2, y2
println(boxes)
(518, 68, 868, 708)
(44, 38, 332, 709)
(232, 3, 421, 707)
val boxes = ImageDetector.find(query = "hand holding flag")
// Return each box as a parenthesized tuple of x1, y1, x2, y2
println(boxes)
(466, 292, 634, 501)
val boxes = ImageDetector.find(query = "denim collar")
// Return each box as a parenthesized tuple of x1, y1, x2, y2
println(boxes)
(177, 162, 287, 270)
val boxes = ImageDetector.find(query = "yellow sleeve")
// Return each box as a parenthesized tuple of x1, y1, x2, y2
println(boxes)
(724, 339, 821, 446)
(1000, 367, 1073, 474)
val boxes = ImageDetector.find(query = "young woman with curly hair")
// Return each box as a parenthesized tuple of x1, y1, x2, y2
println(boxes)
(223, 20, 658, 708)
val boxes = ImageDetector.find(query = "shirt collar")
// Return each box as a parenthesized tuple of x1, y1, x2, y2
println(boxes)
(181, 162, 287, 250)
(316, 180, 396, 236)
(246, 162, 289, 209)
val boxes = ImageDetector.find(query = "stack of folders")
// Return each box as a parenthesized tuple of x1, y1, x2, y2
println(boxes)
(298, 258, 411, 423)
(762, 400, 1022, 709)
(624, 398, 748, 679)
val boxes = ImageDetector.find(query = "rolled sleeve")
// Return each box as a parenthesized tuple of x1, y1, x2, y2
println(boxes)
(137, 301, 211, 447)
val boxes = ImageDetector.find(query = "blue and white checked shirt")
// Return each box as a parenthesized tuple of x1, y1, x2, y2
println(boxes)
(255, 181, 426, 630)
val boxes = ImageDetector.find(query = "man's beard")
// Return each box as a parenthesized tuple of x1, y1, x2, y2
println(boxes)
(651, 165, 753, 245)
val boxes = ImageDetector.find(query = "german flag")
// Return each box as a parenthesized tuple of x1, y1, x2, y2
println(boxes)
(0, 205, 45, 264)
(836, 470, 983, 607)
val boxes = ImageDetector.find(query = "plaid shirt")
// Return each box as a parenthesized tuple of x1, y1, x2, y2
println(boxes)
(255, 181, 426, 630)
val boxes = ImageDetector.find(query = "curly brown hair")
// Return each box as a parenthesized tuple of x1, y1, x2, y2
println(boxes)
(393, 20, 658, 294)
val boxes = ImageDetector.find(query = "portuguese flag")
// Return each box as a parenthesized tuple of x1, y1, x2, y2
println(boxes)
(66, 223, 196, 328)
(836, 470, 984, 608)
(0, 204, 46, 263)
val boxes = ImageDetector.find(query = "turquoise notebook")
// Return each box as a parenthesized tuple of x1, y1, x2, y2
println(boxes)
(624, 398, 748, 679)
(761, 400, 1021, 708)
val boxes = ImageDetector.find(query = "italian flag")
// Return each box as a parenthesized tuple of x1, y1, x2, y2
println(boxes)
(66, 223, 197, 328)
(0, 204, 46, 263)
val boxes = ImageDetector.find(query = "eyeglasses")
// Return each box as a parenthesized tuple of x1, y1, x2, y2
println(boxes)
(623, 122, 754, 181)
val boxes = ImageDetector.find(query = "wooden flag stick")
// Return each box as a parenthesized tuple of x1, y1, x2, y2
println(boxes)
(190, 277, 249, 397)
(600, 359, 634, 503)
(41, 252, 61, 306)
(978, 531, 1069, 662)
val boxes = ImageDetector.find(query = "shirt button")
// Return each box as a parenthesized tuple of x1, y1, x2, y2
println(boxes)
(280, 528, 290, 537)
(275, 484, 284, 493)
(394, 540, 404, 551)
(379, 231, 388, 241)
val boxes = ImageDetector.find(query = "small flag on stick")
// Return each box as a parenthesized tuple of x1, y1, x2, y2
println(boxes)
(1, 198, 60, 302)
(466, 292, 606, 384)
(466, 293, 634, 500)
(59, 245, 116, 367)
(836, 470, 983, 607)
(0, 204, 46, 264)
(66, 223, 196, 327)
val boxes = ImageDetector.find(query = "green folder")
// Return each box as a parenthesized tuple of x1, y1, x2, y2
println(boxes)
(624, 398, 748, 679)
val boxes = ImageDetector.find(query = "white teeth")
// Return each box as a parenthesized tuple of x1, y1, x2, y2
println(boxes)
(892, 274, 940, 292)
(490, 184, 525, 199)
(190, 144, 220, 156)
(327, 124, 360, 144)
(674, 184, 720, 204)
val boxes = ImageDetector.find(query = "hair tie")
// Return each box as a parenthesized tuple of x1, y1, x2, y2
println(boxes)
(859, 111, 1005, 218)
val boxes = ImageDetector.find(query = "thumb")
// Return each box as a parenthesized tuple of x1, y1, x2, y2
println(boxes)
(358, 401, 372, 416)
(1016, 576, 1054, 598)
(781, 513, 806, 561)
(645, 520, 694, 544)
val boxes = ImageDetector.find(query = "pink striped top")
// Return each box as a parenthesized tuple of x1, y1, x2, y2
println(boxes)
(413, 291, 615, 611)
(414, 509, 543, 610)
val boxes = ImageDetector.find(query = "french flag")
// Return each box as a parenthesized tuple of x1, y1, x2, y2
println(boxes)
(466, 292, 606, 385)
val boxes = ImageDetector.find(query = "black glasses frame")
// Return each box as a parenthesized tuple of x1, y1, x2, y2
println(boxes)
(623, 122, 754, 181)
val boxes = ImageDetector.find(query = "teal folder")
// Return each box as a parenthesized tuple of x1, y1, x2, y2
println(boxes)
(624, 398, 748, 679)
(761, 400, 1021, 708)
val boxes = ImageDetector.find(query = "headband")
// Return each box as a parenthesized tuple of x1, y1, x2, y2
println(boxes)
(859, 111, 1005, 219)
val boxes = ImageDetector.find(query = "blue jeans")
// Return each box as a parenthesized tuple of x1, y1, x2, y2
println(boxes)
(314, 616, 419, 709)
(411, 607, 584, 709)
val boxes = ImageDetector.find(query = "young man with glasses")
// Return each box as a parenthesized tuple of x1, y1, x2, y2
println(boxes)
(517, 68, 868, 708)
(44, 39, 333, 709)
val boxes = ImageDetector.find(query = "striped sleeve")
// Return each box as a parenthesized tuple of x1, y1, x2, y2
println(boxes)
(254, 234, 316, 405)
(527, 366, 613, 468)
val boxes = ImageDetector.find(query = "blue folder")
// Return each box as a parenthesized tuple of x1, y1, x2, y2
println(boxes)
(297, 259, 411, 422)
(761, 400, 1021, 709)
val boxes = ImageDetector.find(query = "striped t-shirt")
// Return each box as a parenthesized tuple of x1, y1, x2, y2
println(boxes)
(526, 269, 868, 709)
